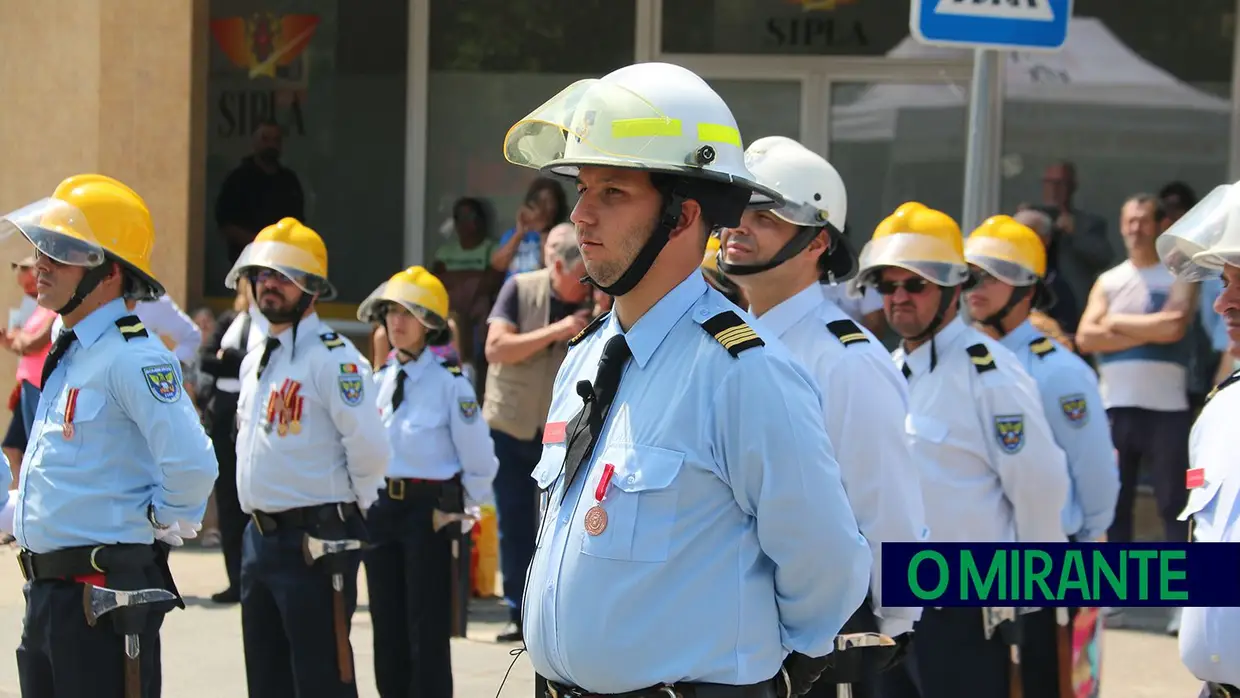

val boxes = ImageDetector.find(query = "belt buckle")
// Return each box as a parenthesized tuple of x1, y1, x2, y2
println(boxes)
(388, 479, 406, 501)
(1220, 686, 1234, 698)
(88, 546, 106, 573)
(16, 552, 31, 581)
(657, 687, 679, 698)
(251, 513, 267, 536)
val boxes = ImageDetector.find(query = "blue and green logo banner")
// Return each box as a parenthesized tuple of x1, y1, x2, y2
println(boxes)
(881, 542, 1240, 607)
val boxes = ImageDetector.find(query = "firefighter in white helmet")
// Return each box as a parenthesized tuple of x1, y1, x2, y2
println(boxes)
(717, 136, 927, 698)
(505, 62, 870, 698)
(1156, 181, 1240, 696)
(849, 203, 1069, 698)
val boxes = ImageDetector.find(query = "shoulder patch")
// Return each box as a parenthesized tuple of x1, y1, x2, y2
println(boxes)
(825, 319, 869, 347)
(115, 316, 149, 341)
(966, 343, 997, 374)
(993, 414, 1025, 454)
(1030, 336, 1057, 358)
(1059, 394, 1089, 427)
(458, 397, 480, 422)
(568, 312, 608, 347)
(1206, 369, 1240, 405)
(320, 332, 345, 350)
(337, 372, 364, 406)
(701, 310, 764, 358)
(142, 364, 181, 403)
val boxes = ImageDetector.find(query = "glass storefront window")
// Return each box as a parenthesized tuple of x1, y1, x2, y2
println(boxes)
(995, 1, 1234, 326)
(708, 79, 803, 145)
(662, 0, 914, 56)
(204, 0, 408, 312)
(827, 80, 968, 250)
(424, 0, 636, 265)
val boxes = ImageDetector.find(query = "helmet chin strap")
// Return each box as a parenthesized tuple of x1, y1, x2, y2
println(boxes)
(256, 286, 314, 363)
(981, 285, 1032, 338)
(716, 224, 828, 277)
(55, 262, 115, 316)
(904, 283, 962, 373)
(585, 188, 685, 297)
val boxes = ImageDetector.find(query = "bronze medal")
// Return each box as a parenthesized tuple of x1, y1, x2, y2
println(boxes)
(62, 423, 75, 439)
(290, 421, 301, 435)
(584, 505, 608, 536)
(277, 421, 289, 437)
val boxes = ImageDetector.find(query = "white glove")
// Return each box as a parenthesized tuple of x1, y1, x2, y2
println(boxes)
(461, 503, 482, 535)
(155, 520, 202, 547)
(0, 492, 16, 534)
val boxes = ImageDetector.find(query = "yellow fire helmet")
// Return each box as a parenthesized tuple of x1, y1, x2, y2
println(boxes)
(849, 201, 970, 295)
(701, 234, 723, 274)
(0, 173, 164, 303)
(225, 217, 337, 300)
(963, 215, 1046, 286)
(357, 265, 450, 330)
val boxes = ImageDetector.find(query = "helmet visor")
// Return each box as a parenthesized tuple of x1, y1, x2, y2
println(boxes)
(503, 79, 782, 209)
(358, 279, 447, 330)
(1156, 183, 1240, 281)
(0, 198, 107, 268)
(855, 232, 970, 287)
(965, 237, 1040, 286)
(226, 240, 336, 299)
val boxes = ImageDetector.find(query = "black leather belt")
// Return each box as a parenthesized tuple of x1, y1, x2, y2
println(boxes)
(546, 680, 775, 698)
(251, 502, 358, 535)
(1209, 683, 1240, 698)
(17, 544, 157, 582)
(384, 477, 451, 501)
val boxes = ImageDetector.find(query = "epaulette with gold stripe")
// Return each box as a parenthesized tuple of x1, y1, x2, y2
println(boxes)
(319, 332, 345, 350)
(443, 362, 464, 377)
(115, 316, 149, 341)
(825, 319, 869, 347)
(1029, 336, 1057, 358)
(966, 342, 996, 374)
(1205, 369, 1240, 405)
(568, 312, 608, 347)
(701, 310, 764, 358)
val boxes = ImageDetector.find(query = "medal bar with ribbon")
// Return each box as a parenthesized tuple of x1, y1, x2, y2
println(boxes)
(264, 389, 280, 434)
(282, 381, 301, 436)
(290, 395, 304, 435)
(584, 463, 615, 536)
(62, 387, 80, 439)
(276, 379, 294, 436)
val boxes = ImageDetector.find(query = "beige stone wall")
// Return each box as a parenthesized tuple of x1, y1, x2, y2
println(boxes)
(0, 0, 206, 425)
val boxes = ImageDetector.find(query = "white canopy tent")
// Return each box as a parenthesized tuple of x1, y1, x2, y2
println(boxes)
(827, 17, 1231, 244)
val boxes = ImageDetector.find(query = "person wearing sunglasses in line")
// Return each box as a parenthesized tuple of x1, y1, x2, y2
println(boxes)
(227, 218, 388, 698)
(850, 202, 1070, 698)
(716, 136, 927, 698)
(962, 215, 1120, 698)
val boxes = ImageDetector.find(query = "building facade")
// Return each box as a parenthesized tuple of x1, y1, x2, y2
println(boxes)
(0, 0, 1237, 335)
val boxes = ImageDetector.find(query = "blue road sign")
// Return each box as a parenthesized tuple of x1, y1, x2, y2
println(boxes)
(910, 0, 1074, 52)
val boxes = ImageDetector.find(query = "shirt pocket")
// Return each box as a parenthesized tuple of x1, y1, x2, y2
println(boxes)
(1178, 477, 1223, 541)
(579, 442, 685, 564)
(39, 388, 107, 462)
(532, 444, 566, 543)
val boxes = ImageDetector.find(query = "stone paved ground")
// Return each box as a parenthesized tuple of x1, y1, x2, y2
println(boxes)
(0, 546, 1204, 697)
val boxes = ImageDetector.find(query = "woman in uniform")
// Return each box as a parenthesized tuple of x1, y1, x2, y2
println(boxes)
(356, 266, 499, 698)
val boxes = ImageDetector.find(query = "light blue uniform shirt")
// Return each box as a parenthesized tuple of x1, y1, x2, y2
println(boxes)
(373, 350, 498, 506)
(14, 298, 218, 553)
(524, 272, 871, 694)
(1178, 372, 1240, 685)
(999, 320, 1119, 542)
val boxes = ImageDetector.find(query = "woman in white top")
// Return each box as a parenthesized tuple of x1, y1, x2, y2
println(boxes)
(356, 266, 498, 698)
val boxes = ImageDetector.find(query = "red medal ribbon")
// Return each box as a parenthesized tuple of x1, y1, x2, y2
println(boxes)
(265, 389, 280, 427)
(595, 463, 615, 503)
(294, 396, 304, 423)
(62, 388, 80, 438)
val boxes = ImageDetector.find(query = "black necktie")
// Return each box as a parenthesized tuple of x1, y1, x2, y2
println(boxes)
(257, 337, 281, 379)
(41, 330, 78, 386)
(560, 335, 632, 502)
(902, 363, 912, 382)
(391, 369, 406, 412)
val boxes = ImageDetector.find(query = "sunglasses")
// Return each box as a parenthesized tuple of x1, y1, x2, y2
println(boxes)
(874, 278, 932, 295)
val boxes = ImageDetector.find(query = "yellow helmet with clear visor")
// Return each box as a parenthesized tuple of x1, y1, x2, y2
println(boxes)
(849, 202, 969, 295)
(502, 62, 784, 211)
(357, 266, 450, 330)
(964, 215, 1046, 286)
(0, 174, 164, 301)
(1157, 181, 1240, 281)
(225, 217, 336, 300)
